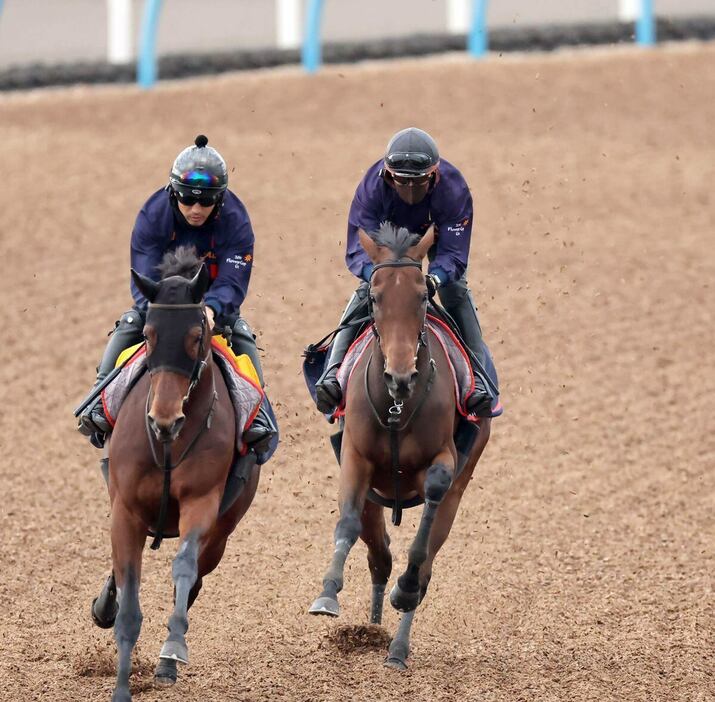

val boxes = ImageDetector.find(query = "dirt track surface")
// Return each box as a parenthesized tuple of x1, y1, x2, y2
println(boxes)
(1, 44, 713, 701)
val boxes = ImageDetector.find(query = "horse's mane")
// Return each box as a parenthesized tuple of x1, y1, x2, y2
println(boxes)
(157, 246, 204, 280)
(369, 222, 422, 260)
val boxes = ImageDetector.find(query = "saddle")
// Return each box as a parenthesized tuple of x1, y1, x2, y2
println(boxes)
(102, 337, 267, 457)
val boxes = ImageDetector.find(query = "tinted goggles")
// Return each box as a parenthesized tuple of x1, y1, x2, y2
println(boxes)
(384, 151, 434, 175)
(176, 191, 222, 207)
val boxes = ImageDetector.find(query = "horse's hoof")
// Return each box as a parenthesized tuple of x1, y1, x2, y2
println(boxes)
(384, 656, 408, 671)
(91, 596, 117, 629)
(154, 658, 178, 687)
(154, 674, 177, 689)
(308, 596, 340, 617)
(159, 639, 189, 665)
(111, 687, 132, 702)
(389, 582, 419, 613)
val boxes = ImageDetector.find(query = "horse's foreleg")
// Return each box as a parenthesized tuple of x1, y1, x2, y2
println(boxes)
(157, 495, 220, 675)
(359, 500, 392, 624)
(110, 504, 146, 702)
(309, 440, 372, 617)
(385, 610, 416, 671)
(390, 454, 454, 614)
(419, 419, 491, 601)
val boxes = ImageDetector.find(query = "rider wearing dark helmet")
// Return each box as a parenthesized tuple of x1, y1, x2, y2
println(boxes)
(78, 134, 276, 450)
(314, 127, 493, 417)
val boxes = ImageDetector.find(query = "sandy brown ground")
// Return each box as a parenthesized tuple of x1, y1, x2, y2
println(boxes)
(0, 43, 713, 702)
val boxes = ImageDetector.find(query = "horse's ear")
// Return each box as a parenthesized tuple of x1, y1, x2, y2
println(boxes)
(131, 269, 160, 303)
(407, 226, 435, 262)
(189, 263, 210, 303)
(358, 228, 381, 263)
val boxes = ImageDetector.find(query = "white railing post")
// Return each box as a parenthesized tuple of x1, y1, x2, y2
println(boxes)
(107, 0, 133, 64)
(446, 0, 470, 34)
(276, 0, 302, 49)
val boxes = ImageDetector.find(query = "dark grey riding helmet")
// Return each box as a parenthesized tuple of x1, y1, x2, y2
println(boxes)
(169, 134, 228, 205)
(384, 127, 440, 177)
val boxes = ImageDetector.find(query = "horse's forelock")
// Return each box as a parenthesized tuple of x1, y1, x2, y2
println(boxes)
(370, 222, 422, 260)
(157, 245, 204, 280)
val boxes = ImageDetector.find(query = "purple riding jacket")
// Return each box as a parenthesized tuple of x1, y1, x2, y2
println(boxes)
(130, 187, 255, 319)
(346, 158, 474, 284)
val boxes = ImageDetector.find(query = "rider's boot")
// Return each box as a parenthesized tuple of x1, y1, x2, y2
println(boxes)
(315, 288, 367, 414)
(78, 310, 145, 439)
(231, 318, 277, 454)
(440, 284, 493, 418)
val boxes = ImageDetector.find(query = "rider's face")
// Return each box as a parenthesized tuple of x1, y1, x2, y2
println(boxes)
(177, 201, 215, 227)
(390, 174, 432, 205)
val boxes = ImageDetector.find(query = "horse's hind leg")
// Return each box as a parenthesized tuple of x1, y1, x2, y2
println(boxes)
(390, 455, 453, 614)
(110, 504, 146, 702)
(359, 500, 392, 625)
(309, 442, 372, 617)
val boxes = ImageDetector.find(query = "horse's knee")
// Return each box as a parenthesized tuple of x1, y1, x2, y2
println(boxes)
(335, 509, 362, 549)
(425, 463, 452, 504)
(172, 534, 199, 582)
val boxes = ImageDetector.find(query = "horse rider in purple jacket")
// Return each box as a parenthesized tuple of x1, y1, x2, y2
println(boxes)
(78, 135, 276, 450)
(315, 127, 493, 417)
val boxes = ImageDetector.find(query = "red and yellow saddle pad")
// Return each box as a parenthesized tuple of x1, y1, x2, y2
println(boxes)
(116, 337, 260, 388)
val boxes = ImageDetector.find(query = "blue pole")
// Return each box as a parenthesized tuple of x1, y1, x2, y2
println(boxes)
(137, 0, 164, 88)
(636, 0, 655, 46)
(468, 0, 489, 58)
(302, 0, 324, 74)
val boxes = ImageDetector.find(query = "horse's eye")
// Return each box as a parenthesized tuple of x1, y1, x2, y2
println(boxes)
(369, 294, 377, 304)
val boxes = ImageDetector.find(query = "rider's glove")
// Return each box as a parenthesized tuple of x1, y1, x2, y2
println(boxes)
(426, 273, 441, 298)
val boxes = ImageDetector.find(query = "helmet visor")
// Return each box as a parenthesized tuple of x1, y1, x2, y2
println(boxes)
(384, 151, 436, 176)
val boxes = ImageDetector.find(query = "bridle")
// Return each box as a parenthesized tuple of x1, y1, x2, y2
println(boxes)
(143, 302, 218, 550)
(367, 259, 430, 369)
(365, 258, 436, 526)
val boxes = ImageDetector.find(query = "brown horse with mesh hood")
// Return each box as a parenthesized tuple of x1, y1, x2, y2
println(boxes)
(91, 248, 260, 701)
(309, 223, 492, 670)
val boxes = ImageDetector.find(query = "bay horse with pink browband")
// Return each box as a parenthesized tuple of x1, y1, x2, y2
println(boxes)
(309, 223, 492, 670)
(91, 249, 261, 701)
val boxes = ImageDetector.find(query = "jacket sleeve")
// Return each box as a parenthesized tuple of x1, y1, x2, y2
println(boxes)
(429, 183, 473, 284)
(346, 178, 383, 281)
(130, 209, 166, 310)
(204, 217, 254, 319)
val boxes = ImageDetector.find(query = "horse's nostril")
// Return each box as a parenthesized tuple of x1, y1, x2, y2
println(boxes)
(383, 371, 394, 386)
(410, 371, 419, 385)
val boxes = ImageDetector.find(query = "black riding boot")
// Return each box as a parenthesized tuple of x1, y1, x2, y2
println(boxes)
(78, 310, 145, 441)
(439, 281, 493, 417)
(231, 318, 277, 453)
(315, 286, 368, 414)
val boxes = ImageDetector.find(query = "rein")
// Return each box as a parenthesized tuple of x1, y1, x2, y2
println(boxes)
(144, 303, 217, 550)
(365, 258, 434, 526)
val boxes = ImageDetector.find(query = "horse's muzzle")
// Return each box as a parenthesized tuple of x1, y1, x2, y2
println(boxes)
(384, 370, 418, 401)
(148, 413, 186, 443)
